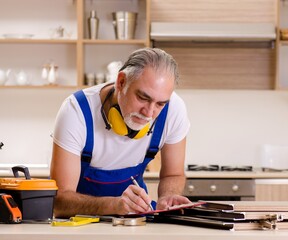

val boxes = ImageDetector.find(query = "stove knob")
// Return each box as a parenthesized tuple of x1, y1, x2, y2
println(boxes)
(210, 185, 217, 192)
(188, 185, 195, 192)
(232, 185, 239, 192)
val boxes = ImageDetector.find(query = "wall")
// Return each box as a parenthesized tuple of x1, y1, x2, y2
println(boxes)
(1, 0, 287, 171)
(0, 88, 74, 169)
(1, 89, 288, 170)
(177, 89, 288, 168)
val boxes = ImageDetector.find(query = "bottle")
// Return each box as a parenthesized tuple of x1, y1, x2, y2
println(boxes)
(48, 63, 57, 85)
(88, 10, 99, 39)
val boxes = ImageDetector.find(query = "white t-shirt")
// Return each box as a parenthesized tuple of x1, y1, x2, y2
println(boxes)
(53, 83, 190, 170)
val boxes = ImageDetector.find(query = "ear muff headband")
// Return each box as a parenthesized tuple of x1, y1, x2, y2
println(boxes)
(134, 123, 150, 139)
(101, 87, 115, 130)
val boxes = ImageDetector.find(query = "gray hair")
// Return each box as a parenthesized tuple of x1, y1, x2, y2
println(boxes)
(119, 48, 179, 86)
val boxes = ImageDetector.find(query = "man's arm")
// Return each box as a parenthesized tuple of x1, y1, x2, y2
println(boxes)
(156, 138, 191, 209)
(50, 143, 152, 218)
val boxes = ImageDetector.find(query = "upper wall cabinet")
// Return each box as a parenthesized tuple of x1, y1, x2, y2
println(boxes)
(150, 0, 278, 90)
(0, 0, 150, 89)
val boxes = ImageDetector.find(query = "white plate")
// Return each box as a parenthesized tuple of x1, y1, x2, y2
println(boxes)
(2, 34, 34, 39)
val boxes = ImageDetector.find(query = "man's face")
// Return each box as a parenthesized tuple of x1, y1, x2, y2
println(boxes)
(117, 67, 174, 131)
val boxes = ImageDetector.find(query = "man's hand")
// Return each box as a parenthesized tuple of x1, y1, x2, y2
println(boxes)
(115, 185, 152, 215)
(156, 195, 191, 210)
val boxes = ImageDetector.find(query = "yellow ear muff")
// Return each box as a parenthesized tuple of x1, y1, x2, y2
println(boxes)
(134, 123, 150, 139)
(108, 106, 129, 136)
(107, 105, 151, 139)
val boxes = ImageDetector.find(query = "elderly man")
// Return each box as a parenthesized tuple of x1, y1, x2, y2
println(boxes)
(50, 48, 191, 217)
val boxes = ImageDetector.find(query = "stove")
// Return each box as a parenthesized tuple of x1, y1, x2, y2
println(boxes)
(184, 165, 255, 201)
(187, 164, 253, 172)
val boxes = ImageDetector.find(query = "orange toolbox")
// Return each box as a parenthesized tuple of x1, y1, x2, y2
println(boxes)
(0, 165, 57, 222)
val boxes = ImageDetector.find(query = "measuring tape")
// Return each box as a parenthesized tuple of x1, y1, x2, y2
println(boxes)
(52, 216, 100, 227)
(52, 215, 146, 227)
(0, 193, 22, 223)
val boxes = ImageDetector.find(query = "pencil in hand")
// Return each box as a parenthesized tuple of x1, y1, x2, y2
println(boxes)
(130, 176, 154, 211)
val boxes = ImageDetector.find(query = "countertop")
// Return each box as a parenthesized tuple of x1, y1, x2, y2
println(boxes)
(145, 171, 288, 179)
(1, 222, 288, 240)
(1, 168, 288, 179)
(0, 168, 50, 178)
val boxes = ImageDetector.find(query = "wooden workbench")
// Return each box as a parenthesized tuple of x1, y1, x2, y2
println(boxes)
(1, 221, 288, 240)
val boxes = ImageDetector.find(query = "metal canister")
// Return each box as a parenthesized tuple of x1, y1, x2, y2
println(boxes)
(112, 11, 137, 40)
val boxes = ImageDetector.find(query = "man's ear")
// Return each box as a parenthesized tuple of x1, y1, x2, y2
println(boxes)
(115, 71, 126, 91)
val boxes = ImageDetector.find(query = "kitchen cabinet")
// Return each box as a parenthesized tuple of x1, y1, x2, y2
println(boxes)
(0, 0, 150, 88)
(276, 0, 288, 89)
(150, 0, 278, 90)
(145, 179, 159, 200)
(256, 179, 288, 201)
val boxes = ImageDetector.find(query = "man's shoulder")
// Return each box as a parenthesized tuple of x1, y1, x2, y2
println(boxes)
(169, 91, 186, 109)
(69, 84, 105, 107)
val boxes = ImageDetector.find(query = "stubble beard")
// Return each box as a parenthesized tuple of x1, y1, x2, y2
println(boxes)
(124, 113, 152, 131)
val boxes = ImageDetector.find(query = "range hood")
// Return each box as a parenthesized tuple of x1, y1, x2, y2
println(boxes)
(150, 22, 276, 42)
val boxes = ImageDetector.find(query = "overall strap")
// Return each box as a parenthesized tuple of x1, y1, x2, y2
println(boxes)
(145, 103, 169, 161)
(73, 90, 94, 163)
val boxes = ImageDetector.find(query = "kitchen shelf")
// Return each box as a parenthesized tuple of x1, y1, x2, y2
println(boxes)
(0, 0, 150, 89)
(1, 0, 280, 91)
(79, 0, 150, 87)
(82, 39, 148, 45)
(0, 85, 78, 89)
(0, 39, 77, 44)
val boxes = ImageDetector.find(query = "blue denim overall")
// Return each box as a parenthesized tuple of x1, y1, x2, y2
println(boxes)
(73, 90, 168, 198)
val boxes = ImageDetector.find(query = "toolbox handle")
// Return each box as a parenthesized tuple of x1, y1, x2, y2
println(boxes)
(12, 166, 31, 180)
